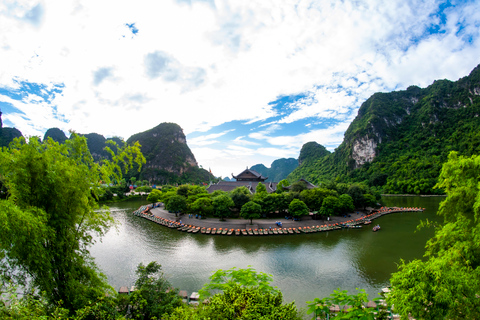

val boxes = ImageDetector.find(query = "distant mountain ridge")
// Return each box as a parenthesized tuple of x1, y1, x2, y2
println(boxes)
(250, 158, 298, 182)
(42, 123, 214, 184)
(288, 63, 480, 194)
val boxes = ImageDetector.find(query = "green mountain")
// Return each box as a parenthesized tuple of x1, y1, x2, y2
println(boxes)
(0, 111, 23, 148)
(43, 128, 68, 144)
(288, 64, 480, 194)
(250, 158, 298, 182)
(126, 122, 214, 184)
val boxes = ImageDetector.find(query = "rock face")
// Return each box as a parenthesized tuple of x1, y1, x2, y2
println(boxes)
(126, 122, 204, 183)
(352, 137, 377, 168)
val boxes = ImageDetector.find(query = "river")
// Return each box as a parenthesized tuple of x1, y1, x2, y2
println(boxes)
(90, 195, 444, 313)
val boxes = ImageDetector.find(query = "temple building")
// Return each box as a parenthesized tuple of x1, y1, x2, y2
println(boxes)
(207, 168, 278, 194)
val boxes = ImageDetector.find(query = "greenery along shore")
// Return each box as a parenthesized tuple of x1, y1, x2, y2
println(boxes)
(1, 134, 480, 319)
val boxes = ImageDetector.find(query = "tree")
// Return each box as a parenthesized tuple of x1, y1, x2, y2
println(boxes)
(200, 285, 301, 320)
(240, 201, 262, 224)
(147, 189, 162, 202)
(288, 199, 309, 219)
(212, 194, 234, 220)
(319, 196, 340, 217)
(388, 152, 480, 319)
(198, 266, 279, 299)
(230, 187, 251, 211)
(166, 195, 187, 214)
(276, 179, 290, 193)
(253, 182, 268, 202)
(190, 197, 213, 216)
(337, 194, 355, 214)
(0, 135, 145, 312)
(362, 193, 377, 209)
(307, 288, 387, 320)
(123, 262, 182, 320)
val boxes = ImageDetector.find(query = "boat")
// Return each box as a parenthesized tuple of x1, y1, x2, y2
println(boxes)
(268, 229, 273, 235)
(273, 228, 278, 235)
(241, 229, 248, 236)
(253, 229, 258, 235)
(248, 229, 254, 236)
(222, 229, 228, 235)
(277, 229, 284, 235)
(263, 229, 269, 235)
(201, 228, 206, 234)
(364, 220, 372, 225)
(372, 225, 381, 232)
(293, 228, 300, 234)
(206, 228, 211, 234)
(235, 229, 240, 236)
(288, 228, 294, 234)
(227, 229, 233, 235)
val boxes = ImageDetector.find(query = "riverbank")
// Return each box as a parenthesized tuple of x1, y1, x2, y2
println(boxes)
(132, 204, 424, 235)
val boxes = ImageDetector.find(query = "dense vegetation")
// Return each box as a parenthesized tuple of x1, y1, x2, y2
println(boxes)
(289, 64, 480, 194)
(1, 132, 479, 319)
(250, 157, 299, 182)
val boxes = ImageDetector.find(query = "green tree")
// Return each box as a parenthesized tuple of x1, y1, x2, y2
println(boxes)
(230, 186, 251, 211)
(337, 193, 355, 214)
(165, 195, 187, 214)
(190, 197, 213, 216)
(320, 196, 340, 217)
(253, 182, 268, 202)
(212, 194, 234, 220)
(123, 262, 182, 320)
(0, 135, 145, 312)
(307, 288, 387, 320)
(388, 152, 480, 319)
(146, 189, 162, 202)
(288, 199, 309, 219)
(198, 266, 279, 299)
(199, 284, 301, 320)
(276, 179, 290, 193)
(240, 201, 262, 224)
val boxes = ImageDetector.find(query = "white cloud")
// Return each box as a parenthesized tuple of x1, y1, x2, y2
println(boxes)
(0, 0, 479, 177)
(188, 129, 235, 146)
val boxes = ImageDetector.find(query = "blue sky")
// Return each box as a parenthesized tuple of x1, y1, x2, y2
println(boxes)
(1, 0, 479, 178)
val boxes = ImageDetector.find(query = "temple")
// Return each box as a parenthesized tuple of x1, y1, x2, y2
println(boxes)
(207, 168, 278, 194)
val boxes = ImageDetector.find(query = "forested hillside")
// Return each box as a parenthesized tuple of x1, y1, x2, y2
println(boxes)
(289, 64, 480, 194)
(250, 158, 298, 182)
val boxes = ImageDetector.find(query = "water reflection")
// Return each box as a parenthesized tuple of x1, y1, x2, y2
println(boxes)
(90, 197, 444, 310)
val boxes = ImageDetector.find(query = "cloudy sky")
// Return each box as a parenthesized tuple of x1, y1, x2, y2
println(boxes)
(1, 0, 479, 178)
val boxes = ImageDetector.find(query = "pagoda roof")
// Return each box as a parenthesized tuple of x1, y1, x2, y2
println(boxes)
(232, 168, 268, 181)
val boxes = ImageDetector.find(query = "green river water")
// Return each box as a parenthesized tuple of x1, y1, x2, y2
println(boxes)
(90, 195, 444, 313)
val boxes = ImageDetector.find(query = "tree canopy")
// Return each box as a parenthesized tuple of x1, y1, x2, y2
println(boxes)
(0, 135, 145, 312)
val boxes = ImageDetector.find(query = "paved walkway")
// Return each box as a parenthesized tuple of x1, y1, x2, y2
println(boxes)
(150, 206, 367, 230)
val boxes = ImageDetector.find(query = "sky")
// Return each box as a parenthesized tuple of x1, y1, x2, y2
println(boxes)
(1, 0, 479, 178)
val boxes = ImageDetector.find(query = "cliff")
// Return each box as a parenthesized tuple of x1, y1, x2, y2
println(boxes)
(288, 63, 480, 194)
(126, 122, 213, 184)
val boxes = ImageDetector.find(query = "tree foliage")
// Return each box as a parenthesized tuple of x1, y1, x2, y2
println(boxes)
(121, 262, 182, 320)
(388, 152, 480, 319)
(240, 201, 262, 224)
(288, 199, 309, 218)
(0, 135, 145, 312)
(212, 194, 234, 220)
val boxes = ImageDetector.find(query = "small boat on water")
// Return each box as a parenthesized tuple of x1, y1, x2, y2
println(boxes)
(227, 229, 233, 235)
(364, 220, 372, 225)
(372, 225, 381, 232)
(241, 229, 248, 236)
(235, 229, 240, 236)
(222, 229, 228, 235)
(248, 229, 254, 236)
(273, 228, 278, 235)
